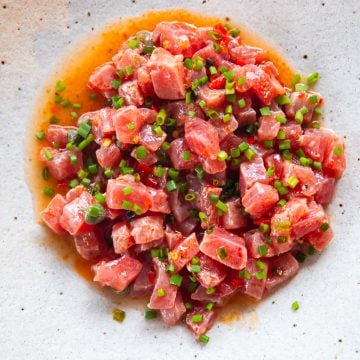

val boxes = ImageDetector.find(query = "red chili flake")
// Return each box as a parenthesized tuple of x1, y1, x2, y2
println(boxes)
(143, 176, 158, 189)
(247, 136, 255, 145)
(148, 270, 156, 284)
(150, 104, 158, 112)
(208, 75, 226, 90)
(253, 218, 270, 225)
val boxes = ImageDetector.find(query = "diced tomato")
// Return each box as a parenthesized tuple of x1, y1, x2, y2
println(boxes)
(93, 254, 143, 291)
(105, 175, 152, 213)
(112, 221, 134, 254)
(168, 232, 199, 271)
(130, 215, 164, 244)
(242, 182, 279, 218)
(41, 194, 67, 234)
(185, 117, 220, 159)
(200, 226, 247, 270)
(148, 258, 178, 309)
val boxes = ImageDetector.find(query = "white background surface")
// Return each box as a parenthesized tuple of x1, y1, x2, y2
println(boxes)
(1, 1, 360, 359)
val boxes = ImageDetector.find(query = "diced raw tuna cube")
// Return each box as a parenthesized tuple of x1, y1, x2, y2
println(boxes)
(164, 100, 204, 125)
(292, 201, 326, 239)
(41, 194, 67, 234)
(73, 228, 108, 260)
(105, 175, 152, 213)
(314, 174, 335, 204)
(191, 281, 236, 307)
(118, 80, 144, 106)
(200, 157, 227, 175)
(212, 115, 239, 142)
(168, 138, 199, 170)
(168, 188, 192, 223)
(40, 148, 83, 181)
(185, 117, 220, 159)
(112, 221, 134, 254)
(257, 113, 281, 141)
(164, 225, 183, 250)
(65, 185, 87, 202)
(160, 291, 186, 326)
(174, 218, 198, 237)
(222, 198, 248, 230)
(193, 43, 224, 68)
(280, 121, 302, 144)
(197, 85, 226, 109)
(323, 133, 346, 179)
(139, 124, 166, 152)
(265, 253, 299, 291)
(88, 62, 117, 98)
(137, 66, 155, 97)
(200, 227, 247, 270)
(168, 232, 199, 271)
(133, 238, 164, 254)
(97, 107, 117, 137)
(239, 157, 269, 196)
(148, 258, 178, 310)
(229, 44, 266, 65)
(285, 91, 323, 124)
(60, 191, 95, 235)
(187, 253, 228, 288)
(130, 215, 164, 244)
(305, 226, 334, 251)
(147, 48, 185, 100)
(130, 260, 155, 297)
(113, 105, 147, 144)
(153, 21, 205, 57)
(244, 230, 275, 258)
(186, 308, 217, 339)
(96, 142, 121, 169)
(242, 182, 279, 218)
(93, 254, 143, 291)
(112, 48, 147, 73)
(46, 125, 77, 148)
(131, 147, 158, 166)
(299, 128, 331, 162)
(264, 153, 283, 180)
(199, 186, 222, 229)
(148, 188, 171, 214)
(241, 258, 268, 300)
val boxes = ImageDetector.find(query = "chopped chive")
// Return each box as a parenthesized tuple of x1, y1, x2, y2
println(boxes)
(256, 271, 266, 280)
(135, 146, 147, 159)
(69, 154, 78, 164)
(256, 260, 266, 270)
(314, 107, 323, 115)
(279, 140, 291, 150)
(295, 83, 309, 92)
(44, 150, 53, 161)
(122, 186, 133, 195)
(133, 203, 143, 215)
(287, 176, 299, 189)
(209, 66, 217, 75)
(77, 134, 94, 151)
(185, 302, 193, 310)
(216, 200, 228, 213)
(112, 309, 126, 322)
(313, 161, 322, 171)
(77, 122, 92, 138)
(320, 222, 330, 232)
(266, 166, 275, 177)
(42, 167, 49, 181)
(36, 131, 45, 140)
(72, 103, 81, 109)
(55, 80, 66, 92)
(217, 150, 228, 161)
(206, 109, 219, 120)
(144, 308, 158, 319)
(296, 149, 305, 158)
(154, 166, 164, 177)
(49, 116, 59, 125)
(264, 140, 274, 148)
(60, 99, 71, 108)
(199, 100, 206, 108)
(209, 194, 219, 204)
(333, 146, 342, 156)
(292, 73, 301, 87)
(184, 58, 194, 69)
(166, 180, 177, 192)
(54, 95, 63, 103)
(306, 72, 319, 85)
(238, 142, 249, 152)
(156, 288, 165, 297)
(125, 66, 133, 76)
(192, 314, 203, 323)
(277, 129, 286, 140)
(185, 91, 192, 105)
(277, 199, 287, 207)
(291, 301, 300, 311)
(112, 79, 121, 90)
(259, 223, 270, 233)
(230, 28, 240, 37)
(95, 193, 105, 204)
(309, 95, 318, 104)
(188, 110, 196, 117)
(195, 165, 205, 179)
(281, 150, 293, 161)
(277, 236, 288, 244)
(198, 211, 208, 222)
(239, 269, 252, 280)
(128, 39, 139, 49)
(299, 156, 313, 167)
(276, 95, 292, 105)
(68, 178, 79, 188)
(260, 106, 271, 116)
(217, 246, 228, 260)
(237, 77, 245, 85)
(166, 264, 175, 274)
(244, 147, 256, 161)
(43, 186, 55, 197)
(258, 244, 267, 257)
(194, 56, 204, 71)
(275, 115, 287, 124)
(295, 106, 308, 124)
(190, 264, 201, 273)
(184, 193, 197, 201)
(206, 287, 216, 295)
(168, 168, 179, 180)
(169, 274, 183, 287)
(213, 42, 222, 53)
(121, 200, 132, 210)
(161, 141, 170, 151)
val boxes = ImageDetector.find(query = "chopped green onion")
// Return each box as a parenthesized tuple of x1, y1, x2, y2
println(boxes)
(161, 141, 170, 151)
(260, 106, 271, 116)
(60, 99, 71, 108)
(291, 301, 300, 311)
(81, 178, 91, 187)
(42, 167, 49, 181)
(195, 165, 204, 179)
(308, 246, 316, 255)
(135, 146, 147, 159)
(84, 203, 106, 224)
(313, 161, 322, 170)
(209, 66, 217, 75)
(154, 166, 164, 178)
(121, 200, 132, 210)
(238, 142, 249, 152)
(222, 113, 231, 123)
(287, 176, 299, 189)
(144, 97, 153, 108)
(77, 134, 94, 151)
(266, 166, 275, 177)
(169, 274, 183, 287)
(194, 57, 204, 71)
(185, 91, 191, 105)
(217, 246, 228, 260)
(314, 107, 323, 115)
(281, 150, 293, 161)
(112, 79, 121, 90)
(256, 260, 266, 270)
(104, 168, 114, 178)
(333, 146, 342, 156)
(168, 168, 180, 180)
(55, 80, 66, 92)
(320, 222, 330, 232)
(44, 150, 53, 161)
(295, 106, 308, 124)
(276, 95, 292, 105)
(166, 264, 175, 274)
(166, 180, 177, 192)
(279, 140, 291, 150)
(111, 95, 124, 109)
(191, 257, 200, 265)
(185, 302, 193, 310)
(223, 70, 234, 81)
(277, 236, 288, 244)
(156, 288, 165, 297)
(292, 73, 301, 87)
(277, 199, 287, 207)
(207, 109, 219, 120)
(36, 131, 45, 140)
(209, 194, 219, 204)
(113, 309, 126, 322)
(190, 265, 201, 273)
(49, 115, 59, 124)
(219, 66, 228, 73)
(95, 193, 105, 204)
(125, 66, 133, 76)
(294, 251, 306, 263)
(128, 39, 139, 49)
(258, 244, 267, 257)
(144, 308, 158, 319)
(192, 314, 203, 323)
(244, 147, 257, 161)
(217, 150, 228, 161)
(206, 287, 216, 295)
(184, 193, 197, 201)
(122, 186, 133, 196)
(306, 72, 319, 85)
(237, 77, 245, 85)
(230, 28, 241, 37)
(296, 149, 305, 158)
(259, 223, 270, 233)
(213, 42, 222, 53)
(198, 211, 208, 222)
(216, 200, 228, 213)
(309, 95, 318, 104)
(299, 156, 313, 167)
(264, 140, 274, 148)
(43, 186, 55, 197)
(277, 129, 286, 140)
(199, 100, 206, 108)
(184, 58, 194, 69)
(78, 122, 92, 138)
(239, 269, 252, 280)
(275, 115, 287, 124)
(230, 147, 240, 158)
(295, 83, 309, 92)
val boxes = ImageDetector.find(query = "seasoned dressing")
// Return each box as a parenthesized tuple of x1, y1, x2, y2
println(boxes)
(26, 9, 297, 323)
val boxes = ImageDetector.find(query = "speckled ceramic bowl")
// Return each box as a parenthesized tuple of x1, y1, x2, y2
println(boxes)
(1, 1, 360, 359)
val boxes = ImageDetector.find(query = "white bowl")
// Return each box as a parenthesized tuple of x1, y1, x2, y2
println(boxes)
(1, 1, 359, 359)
